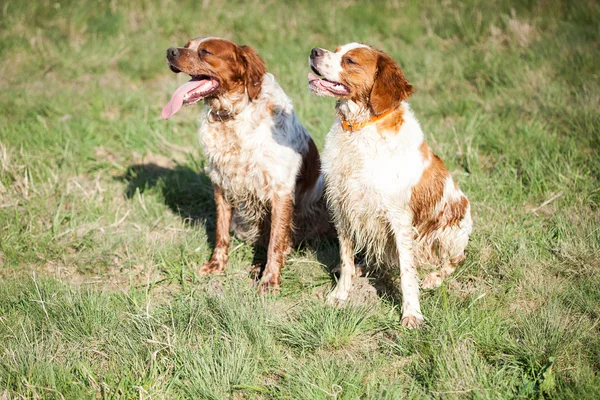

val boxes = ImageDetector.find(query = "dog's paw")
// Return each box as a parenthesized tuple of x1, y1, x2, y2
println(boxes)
(421, 272, 443, 289)
(198, 260, 226, 275)
(401, 314, 424, 329)
(326, 286, 349, 305)
(257, 273, 280, 295)
(249, 263, 264, 280)
(401, 315, 424, 329)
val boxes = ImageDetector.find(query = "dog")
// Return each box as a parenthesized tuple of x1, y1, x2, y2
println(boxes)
(308, 43, 472, 327)
(162, 37, 331, 292)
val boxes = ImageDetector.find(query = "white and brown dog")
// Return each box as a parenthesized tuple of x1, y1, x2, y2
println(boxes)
(308, 43, 472, 327)
(162, 37, 330, 292)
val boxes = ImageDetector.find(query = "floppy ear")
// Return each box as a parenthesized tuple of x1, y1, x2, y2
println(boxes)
(238, 45, 267, 100)
(369, 53, 413, 116)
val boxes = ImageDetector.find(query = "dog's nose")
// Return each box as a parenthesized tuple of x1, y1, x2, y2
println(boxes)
(311, 48, 324, 58)
(166, 47, 179, 60)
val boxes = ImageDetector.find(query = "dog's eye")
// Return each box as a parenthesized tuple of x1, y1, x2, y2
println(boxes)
(344, 57, 356, 65)
(199, 49, 211, 56)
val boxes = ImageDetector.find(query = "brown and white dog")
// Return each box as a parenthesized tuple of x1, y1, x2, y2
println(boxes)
(162, 37, 330, 292)
(308, 43, 472, 327)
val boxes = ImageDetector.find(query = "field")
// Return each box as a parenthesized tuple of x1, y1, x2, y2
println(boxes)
(1, 0, 599, 398)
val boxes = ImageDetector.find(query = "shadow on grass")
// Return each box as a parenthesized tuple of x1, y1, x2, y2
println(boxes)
(120, 163, 216, 243)
(118, 162, 339, 280)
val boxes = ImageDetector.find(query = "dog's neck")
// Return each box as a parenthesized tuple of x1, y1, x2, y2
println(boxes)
(335, 99, 373, 128)
(336, 99, 401, 132)
(204, 88, 251, 123)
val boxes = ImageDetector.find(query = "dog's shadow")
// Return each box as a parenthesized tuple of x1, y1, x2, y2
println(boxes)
(120, 163, 217, 246)
(118, 162, 339, 275)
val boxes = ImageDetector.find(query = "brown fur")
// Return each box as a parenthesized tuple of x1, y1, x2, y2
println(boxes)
(199, 183, 233, 274)
(410, 143, 449, 236)
(375, 107, 405, 135)
(258, 193, 294, 292)
(369, 52, 413, 116)
(238, 45, 266, 100)
(168, 38, 266, 103)
(296, 138, 321, 195)
(339, 48, 379, 105)
(442, 196, 469, 229)
(336, 47, 414, 115)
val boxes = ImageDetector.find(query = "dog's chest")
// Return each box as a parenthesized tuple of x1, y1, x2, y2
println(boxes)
(199, 118, 302, 201)
(322, 127, 425, 218)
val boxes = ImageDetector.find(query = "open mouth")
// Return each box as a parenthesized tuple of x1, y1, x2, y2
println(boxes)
(308, 70, 349, 97)
(161, 75, 220, 119)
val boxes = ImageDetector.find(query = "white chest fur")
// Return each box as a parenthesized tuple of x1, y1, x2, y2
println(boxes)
(199, 74, 307, 205)
(321, 104, 427, 261)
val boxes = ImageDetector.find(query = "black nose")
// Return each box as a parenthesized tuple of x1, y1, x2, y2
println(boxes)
(311, 47, 324, 58)
(166, 47, 179, 60)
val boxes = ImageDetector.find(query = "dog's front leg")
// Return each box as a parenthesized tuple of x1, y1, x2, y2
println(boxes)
(258, 193, 293, 293)
(200, 183, 232, 275)
(327, 234, 355, 303)
(390, 218, 424, 328)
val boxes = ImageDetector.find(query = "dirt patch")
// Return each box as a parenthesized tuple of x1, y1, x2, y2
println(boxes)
(347, 276, 381, 305)
(42, 259, 166, 291)
(314, 275, 383, 306)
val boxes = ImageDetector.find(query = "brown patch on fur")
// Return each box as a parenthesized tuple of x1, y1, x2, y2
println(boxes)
(375, 107, 405, 135)
(339, 47, 379, 105)
(200, 183, 233, 274)
(419, 141, 431, 162)
(237, 45, 266, 100)
(442, 196, 469, 228)
(258, 193, 294, 292)
(335, 46, 413, 116)
(167, 38, 266, 101)
(369, 52, 413, 116)
(410, 143, 449, 236)
(296, 138, 321, 195)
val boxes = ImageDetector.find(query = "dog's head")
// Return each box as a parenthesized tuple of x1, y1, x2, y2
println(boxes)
(308, 43, 413, 117)
(162, 37, 266, 119)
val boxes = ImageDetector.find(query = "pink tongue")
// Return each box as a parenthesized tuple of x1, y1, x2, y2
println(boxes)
(307, 72, 336, 88)
(161, 80, 207, 119)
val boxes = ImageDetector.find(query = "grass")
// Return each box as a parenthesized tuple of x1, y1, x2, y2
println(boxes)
(0, 0, 599, 398)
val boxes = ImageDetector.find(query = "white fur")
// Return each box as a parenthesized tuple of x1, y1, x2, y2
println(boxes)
(322, 102, 472, 326)
(185, 36, 218, 50)
(199, 73, 325, 243)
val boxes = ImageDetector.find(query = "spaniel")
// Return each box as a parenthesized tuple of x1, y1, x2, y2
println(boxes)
(162, 37, 331, 292)
(308, 43, 472, 327)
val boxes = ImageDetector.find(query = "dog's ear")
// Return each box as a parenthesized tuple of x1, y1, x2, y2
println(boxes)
(369, 53, 413, 116)
(238, 45, 267, 100)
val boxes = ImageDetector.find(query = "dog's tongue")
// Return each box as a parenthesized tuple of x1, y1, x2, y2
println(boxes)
(307, 72, 336, 88)
(308, 72, 319, 82)
(161, 80, 206, 119)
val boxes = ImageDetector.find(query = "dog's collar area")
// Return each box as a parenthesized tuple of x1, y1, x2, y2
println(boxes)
(340, 108, 396, 132)
(207, 109, 235, 123)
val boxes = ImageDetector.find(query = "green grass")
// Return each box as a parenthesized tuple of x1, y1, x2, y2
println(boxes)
(1, 0, 599, 398)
